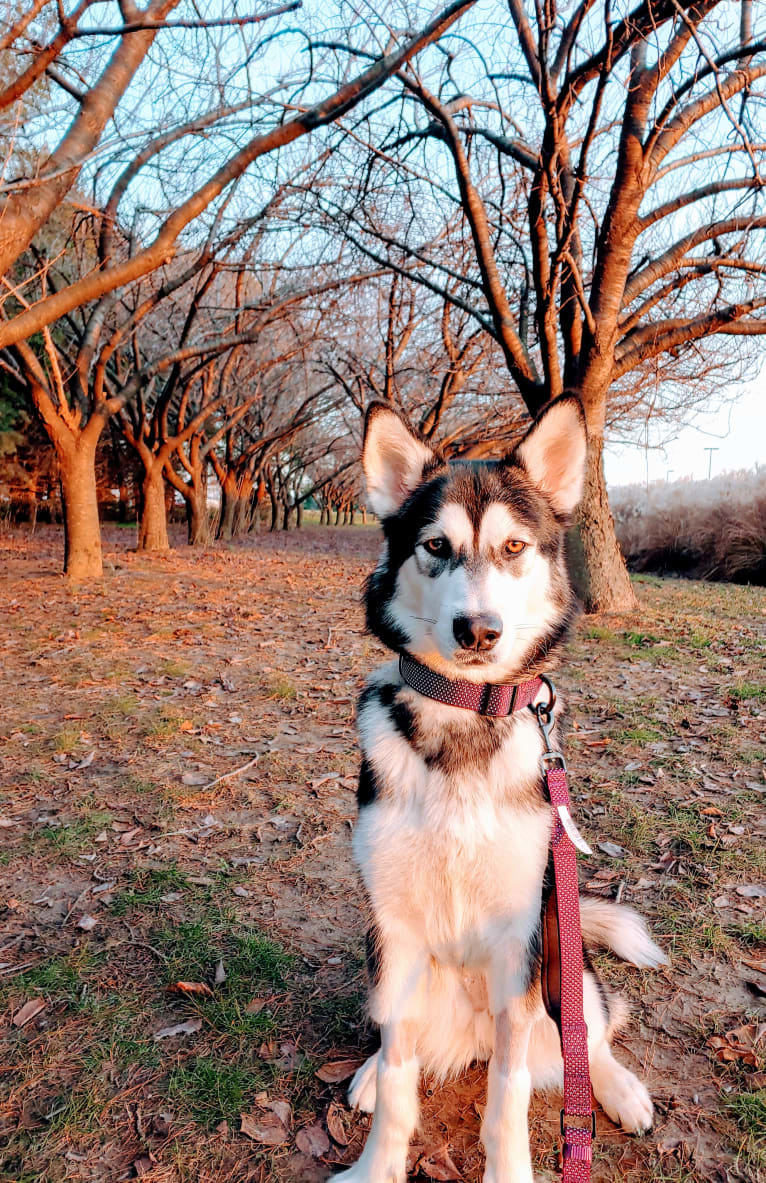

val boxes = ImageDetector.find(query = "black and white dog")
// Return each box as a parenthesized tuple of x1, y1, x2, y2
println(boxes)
(338, 398, 668, 1183)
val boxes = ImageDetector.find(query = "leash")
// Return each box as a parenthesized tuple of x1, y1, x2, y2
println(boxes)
(534, 677, 594, 1179)
(398, 655, 594, 1177)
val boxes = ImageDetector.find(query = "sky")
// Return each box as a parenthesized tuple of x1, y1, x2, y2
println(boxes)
(604, 366, 766, 488)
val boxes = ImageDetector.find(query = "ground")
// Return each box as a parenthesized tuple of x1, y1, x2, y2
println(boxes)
(1, 524, 765, 1183)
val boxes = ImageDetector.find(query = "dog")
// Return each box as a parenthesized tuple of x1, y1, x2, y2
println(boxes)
(336, 397, 668, 1183)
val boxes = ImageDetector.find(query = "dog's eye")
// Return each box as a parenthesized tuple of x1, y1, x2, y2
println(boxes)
(423, 537, 450, 558)
(504, 540, 527, 556)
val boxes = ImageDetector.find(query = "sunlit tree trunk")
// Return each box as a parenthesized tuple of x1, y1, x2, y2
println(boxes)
(575, 433, 636, 613)
(58, 434, 103, 579)
(138, 461, 170, 551)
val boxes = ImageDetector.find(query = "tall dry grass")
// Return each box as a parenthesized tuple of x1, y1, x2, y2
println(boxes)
(611, 468, 766, 584)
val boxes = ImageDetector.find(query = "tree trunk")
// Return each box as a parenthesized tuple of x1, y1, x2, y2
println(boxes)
(362, 506, 367, 524)
(296, 501, 303, 528)
(58, 436, 103, 579)
(186, 491, 207, 545)
(138, 464, 170, 551)
(575, 436, 637, 613)
(281, 502, 291, 531)
(217, 471, 239, 540)
(232, 475, 254, 536)
(334, 505, 341, 525)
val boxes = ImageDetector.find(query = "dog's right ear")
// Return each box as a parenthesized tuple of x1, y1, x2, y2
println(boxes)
(362, 403, 436, 519)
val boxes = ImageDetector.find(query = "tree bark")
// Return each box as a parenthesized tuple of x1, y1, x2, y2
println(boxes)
(138, 464, 170, 551)
(58, 435, 103, 579)
(575, 436, 636, 613)
(281, 502, 291, 531)
(186, 491, 207, 545)
(296, 501, 303, 528)
(217, 470, 239, 540)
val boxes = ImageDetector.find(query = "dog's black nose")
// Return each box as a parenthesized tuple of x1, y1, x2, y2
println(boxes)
(453, 613, 503, 652)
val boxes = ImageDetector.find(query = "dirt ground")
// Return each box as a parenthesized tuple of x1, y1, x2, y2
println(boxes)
(1, 523, 765, 1183)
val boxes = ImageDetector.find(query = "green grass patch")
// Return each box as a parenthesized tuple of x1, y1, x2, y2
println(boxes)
(109, 865, 190, 916)
(168, 1057, 270, 1127)
(30, 810, 114, 857)
(727, 681, 766, 704)
(725, 1089, 766, 1173)
(6, 949, 97, 1010)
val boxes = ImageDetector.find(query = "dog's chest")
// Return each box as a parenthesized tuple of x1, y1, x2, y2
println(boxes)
(354, 672, 552, 962)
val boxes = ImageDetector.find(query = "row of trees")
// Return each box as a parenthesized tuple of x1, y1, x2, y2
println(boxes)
(0, 0, 764, 609)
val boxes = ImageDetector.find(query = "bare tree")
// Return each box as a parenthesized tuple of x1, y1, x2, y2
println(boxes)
(0, 0, 477, 349)
(312, 0, 766, 609)
(0, 0, 477, 577)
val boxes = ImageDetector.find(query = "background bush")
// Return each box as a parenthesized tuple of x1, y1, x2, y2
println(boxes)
(612, 469, 766, 585)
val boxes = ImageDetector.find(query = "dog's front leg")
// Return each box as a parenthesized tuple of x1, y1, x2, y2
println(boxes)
(482, 999, 535, 1183)
(334, 1018, 420, 1183)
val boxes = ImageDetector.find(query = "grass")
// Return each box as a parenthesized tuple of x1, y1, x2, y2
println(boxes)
(725, 1090, 766, 1174)
(727, 681, 766, 704)
(30, 809, 114, 856)
(168, 1057, 270, 1128)
(109, 865, 190, 915)
(268, 674, 297, 700)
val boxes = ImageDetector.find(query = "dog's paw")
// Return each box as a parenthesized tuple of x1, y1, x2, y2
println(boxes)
(599, 1066, 653, 1133)
(333, 1164, 403, 1183)
(347, 1053, 378, 1113)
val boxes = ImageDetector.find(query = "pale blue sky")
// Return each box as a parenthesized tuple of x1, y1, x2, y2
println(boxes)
(604, 366, 766, 487)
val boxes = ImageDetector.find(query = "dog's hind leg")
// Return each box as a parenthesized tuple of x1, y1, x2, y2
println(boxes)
(347, 1052, 378, 1114)
(589, 1039, 653, 1133)
(481, 997, 535, 1183)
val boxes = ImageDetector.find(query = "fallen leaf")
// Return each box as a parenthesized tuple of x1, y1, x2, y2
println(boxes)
(77, 914, 98, 931)
(133, 1155, 155, 1177)
(315, 1058, 362, 1083)
(742, 956, 766, 975)
(267, 1099, 292, 1128)
(418, 1145, 462, 1180)
(13, 998, 45, 1027)
(153, 1018, 203, 1040)
(246, 997, 266, 1014)
(167, 980, 213, 998)
(240, 1111, 289, 1145)
(598, 841, 624, 858)
(214, 958, 226, 985)
(326, 1101, 349, 1146)
(181, 772, 209, 786)
(296, 1124, 330, 1157)
(736, 884, 766, 899)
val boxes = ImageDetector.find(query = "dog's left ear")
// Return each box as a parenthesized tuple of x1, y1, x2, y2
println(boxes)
(362, 403, 436, 518)
(514, 396, 588, 518)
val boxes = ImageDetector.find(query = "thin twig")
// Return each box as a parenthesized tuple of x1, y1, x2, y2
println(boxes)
(203, 755, 259, 790)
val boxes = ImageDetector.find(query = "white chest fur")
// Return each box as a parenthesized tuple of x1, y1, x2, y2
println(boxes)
(354, 663, 552, 970)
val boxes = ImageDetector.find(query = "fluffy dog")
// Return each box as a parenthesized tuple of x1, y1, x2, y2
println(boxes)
(338, 398, 667, 1183)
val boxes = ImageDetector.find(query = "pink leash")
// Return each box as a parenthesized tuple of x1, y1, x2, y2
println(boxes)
(535, 683, 594, 1179)
(399, 657, 595, 1178)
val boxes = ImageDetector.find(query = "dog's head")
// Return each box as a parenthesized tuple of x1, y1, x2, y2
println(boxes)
(362, 398, 587, 682)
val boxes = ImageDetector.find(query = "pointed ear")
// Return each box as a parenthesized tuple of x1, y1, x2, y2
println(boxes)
(362, 403, 436, 518)
(515, 396, 587, 518)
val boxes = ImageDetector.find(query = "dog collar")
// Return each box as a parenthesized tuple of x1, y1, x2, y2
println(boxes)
(398, 653, 542, 717)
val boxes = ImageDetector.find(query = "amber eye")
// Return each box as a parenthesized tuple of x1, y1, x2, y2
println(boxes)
(505, 539, 527, 556)
(424, 537, 450, 558)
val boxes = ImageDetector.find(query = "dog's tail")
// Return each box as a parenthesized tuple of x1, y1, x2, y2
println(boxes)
(579, 898, 669, 968)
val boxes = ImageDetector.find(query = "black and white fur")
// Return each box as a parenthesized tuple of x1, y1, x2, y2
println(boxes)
(339, 399, 668, 1183)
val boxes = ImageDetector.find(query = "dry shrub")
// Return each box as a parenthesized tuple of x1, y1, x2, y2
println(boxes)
(612, 469, 766, 584)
